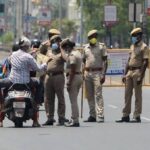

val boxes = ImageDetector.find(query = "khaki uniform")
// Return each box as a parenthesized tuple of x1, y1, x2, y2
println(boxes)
(123, 41, 149, 118)
(36, 53, 49, 77)
(83, 43, 107, 118)
(66, 49, 82, 123)
(44, 50, 66, 120)
(36, 53, 49, 112)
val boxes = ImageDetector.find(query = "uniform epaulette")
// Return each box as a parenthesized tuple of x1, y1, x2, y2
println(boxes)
(99, 42, 105, 49)
(84, 43, 90, 48)
(99, 42, 105, 46)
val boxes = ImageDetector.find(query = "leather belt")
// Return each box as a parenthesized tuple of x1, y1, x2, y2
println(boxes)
(128, 66, 141, 71)
(85, 67, 102, 72)
(46, 71, 64, 76)
(66, 72, 81, 77)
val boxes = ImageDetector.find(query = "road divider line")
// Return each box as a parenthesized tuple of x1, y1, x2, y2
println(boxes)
(108, 104, 118, 109)
(141, 116, 150, 121)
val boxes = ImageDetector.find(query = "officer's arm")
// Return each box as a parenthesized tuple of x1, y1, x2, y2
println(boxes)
(60, 47, 68, 62)
(124, 57, 130, 76)
(102, 56, 108, 75)
(140, 46, 149, 80)
(67, 64, 76, 86)
(140, 58, 148, 80)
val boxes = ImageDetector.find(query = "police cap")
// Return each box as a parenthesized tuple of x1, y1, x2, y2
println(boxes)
(48, 29, 61, 35)
(87, 29, 98, 38)
(130, 27, 142, 36)
(50, 35, 62, 43)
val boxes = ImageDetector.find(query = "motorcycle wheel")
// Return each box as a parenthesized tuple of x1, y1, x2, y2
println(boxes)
(14, 120, 23, 128)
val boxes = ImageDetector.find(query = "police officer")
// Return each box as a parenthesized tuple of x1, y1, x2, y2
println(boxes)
(41, 29, 61, 123)
(83, 29, 108, 123)
(60, 39, 83, 127)
(116, 27, 149, 123)
(43, 35, 68, 126)
(41, 28, 61, 49)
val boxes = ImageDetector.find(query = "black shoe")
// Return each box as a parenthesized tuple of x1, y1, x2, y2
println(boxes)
(65, 121, 80, 127)
(57, 117, 69, 126)
(32, 121, 41, 127)
(84, 116, 96, 122)
(97, 117, 104, 123)
(130, 117, 141, 123)
(116, 116, 130, 123)
(42, 119, 53, 126)
(64, 118, 69, 122)
(52, 119, 56, 123)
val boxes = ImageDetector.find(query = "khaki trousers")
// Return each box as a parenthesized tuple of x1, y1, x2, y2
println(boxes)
(85, 72, 104, 118)
(44, 74, 65, 120)
(123, 70, 142, 118)
(68, 75, 82, 123)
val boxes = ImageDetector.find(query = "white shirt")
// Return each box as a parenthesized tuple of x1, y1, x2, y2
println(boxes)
(9, 49, 47, 83)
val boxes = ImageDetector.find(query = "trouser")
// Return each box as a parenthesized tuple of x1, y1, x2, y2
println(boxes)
(44, 74, 65, 120)
(39, 75, 49, 116)
(0, 79, 12, 122)
(68, 75, 82, 123)
(85, 72, 104, 118)
(0, 78, 40, 122)
(123, 70, 142, 118)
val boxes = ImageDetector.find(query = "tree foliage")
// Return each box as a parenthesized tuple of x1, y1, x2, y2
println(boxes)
(77, 0, 148, 47)
(0, 31, 14, 44)
(50, 18, 78, 38)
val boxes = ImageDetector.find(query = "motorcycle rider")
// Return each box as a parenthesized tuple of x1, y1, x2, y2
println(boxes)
(0, 36, 47, 127)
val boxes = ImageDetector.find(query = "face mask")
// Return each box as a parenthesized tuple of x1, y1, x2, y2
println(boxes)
(51, 43, 59, 50)
(131, 37, 138, 44)
(89, 38, 97, 45)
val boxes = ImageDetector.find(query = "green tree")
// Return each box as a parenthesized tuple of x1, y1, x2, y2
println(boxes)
(77, 0, 148, 47)
(50, 18, 78, 38)
(0, 31, 14, 44)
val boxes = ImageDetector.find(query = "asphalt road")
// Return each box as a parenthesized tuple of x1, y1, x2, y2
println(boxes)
(0, 87, 150, 150)
(0, 51, 150, 150)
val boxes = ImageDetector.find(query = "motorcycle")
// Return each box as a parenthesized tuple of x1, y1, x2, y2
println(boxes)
(3, 84, 35, 127)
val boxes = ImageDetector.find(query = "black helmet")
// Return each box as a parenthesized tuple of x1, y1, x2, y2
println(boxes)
(12, 42, 20, 52)
(31, 39, 41, 48)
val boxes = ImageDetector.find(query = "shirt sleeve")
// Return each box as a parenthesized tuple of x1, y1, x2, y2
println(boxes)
(101, 44, 108, 57)
(69, 54, 76, 65)
(143, 46, 149, 59)
(28, 55, 47, 72)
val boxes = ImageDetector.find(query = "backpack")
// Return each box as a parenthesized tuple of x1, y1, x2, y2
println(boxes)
(0, 58, 10, 79)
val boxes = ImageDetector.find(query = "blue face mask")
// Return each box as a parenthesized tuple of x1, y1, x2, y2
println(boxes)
(51, 43, 59, 50)
(131, 37, 138, 44)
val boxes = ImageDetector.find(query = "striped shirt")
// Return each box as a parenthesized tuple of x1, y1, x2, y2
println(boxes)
(9, 49, 47, 83)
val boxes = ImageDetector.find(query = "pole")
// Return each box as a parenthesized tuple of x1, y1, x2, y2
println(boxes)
(80, 0, 83, 46)
(143, 0, 148, 44)
(26, 0, 29, 37)
(16, 0, 23, 39)
(133, 2, 136, 28)
(109, 27, 112, 48)
(107, 0, 112, 48)
(80, 0, 84, 118)
(59, 0, 62, 33)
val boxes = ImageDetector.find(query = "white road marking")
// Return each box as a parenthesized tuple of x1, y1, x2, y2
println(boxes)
(108, 104, 118, 109)
(141, 116, 150, 121)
